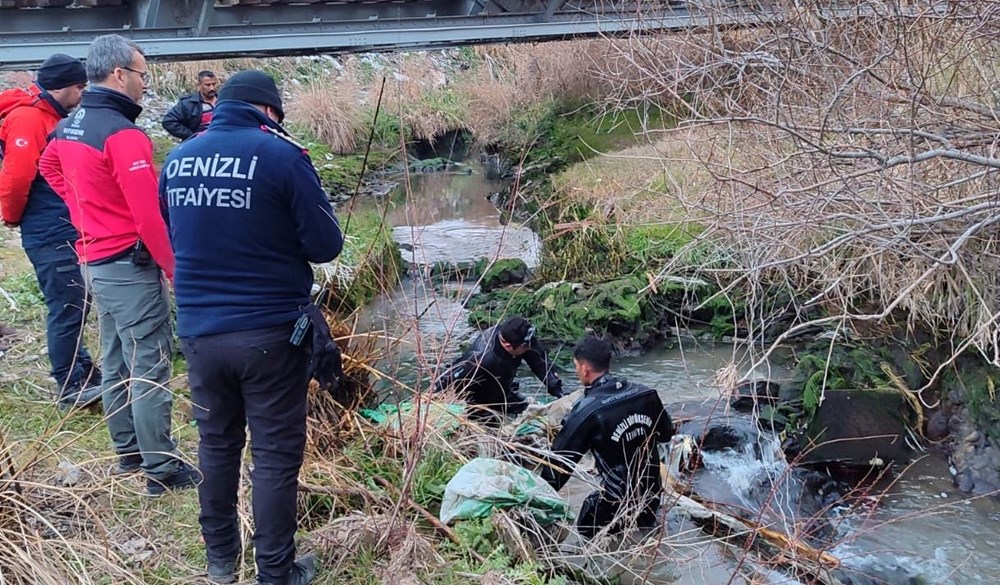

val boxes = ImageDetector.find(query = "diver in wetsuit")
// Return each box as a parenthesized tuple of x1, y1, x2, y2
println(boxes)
(542, 334, 674, 538)
(433, 316, 565, 422)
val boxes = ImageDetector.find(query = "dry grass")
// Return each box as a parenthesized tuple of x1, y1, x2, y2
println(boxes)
(458, 40, 627, 145)
(551, 137, 711, 225)
(149, 59, 252, 98)
(287, 76, 363, 154)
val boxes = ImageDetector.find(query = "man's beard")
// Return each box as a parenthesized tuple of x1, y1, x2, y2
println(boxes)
(204, 90, 217, 98)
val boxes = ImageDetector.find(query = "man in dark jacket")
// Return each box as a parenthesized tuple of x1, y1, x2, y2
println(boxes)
(161, 69, 218, 140)
(161, 70, 343, 585)
(434, 316, 565, 422)
(542, 334, 674, 539)
(0, 54, 101, 409)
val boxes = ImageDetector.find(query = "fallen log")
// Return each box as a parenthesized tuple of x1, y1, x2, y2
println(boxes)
(663, 486, 845, 585)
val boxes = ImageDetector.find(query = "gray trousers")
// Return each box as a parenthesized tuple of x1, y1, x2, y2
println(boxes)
(83, 259, 180, 480)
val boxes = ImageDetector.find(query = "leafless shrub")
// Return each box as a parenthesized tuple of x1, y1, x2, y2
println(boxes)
(583, 1, 1000, 395)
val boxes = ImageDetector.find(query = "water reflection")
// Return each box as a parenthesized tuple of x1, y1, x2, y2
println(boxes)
(378, 167, 542, 267)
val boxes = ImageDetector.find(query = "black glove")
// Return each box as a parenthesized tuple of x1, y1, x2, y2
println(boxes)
(302, 304, 343, 393)
(546, 374, 566, 398)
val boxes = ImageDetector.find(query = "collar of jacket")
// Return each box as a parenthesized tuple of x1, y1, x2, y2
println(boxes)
(209, 100, 287, 134)
(35, 83, 69, 119)
(82, 86, 143, 122)
(585, 373, 620, 395)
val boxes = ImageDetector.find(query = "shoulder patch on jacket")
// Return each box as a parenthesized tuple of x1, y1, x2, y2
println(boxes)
(260, 125, 308, 153)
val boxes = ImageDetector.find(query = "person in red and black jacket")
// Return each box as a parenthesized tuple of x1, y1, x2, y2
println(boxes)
(0, 54, 101, 410)
(39, 34, 198, 497)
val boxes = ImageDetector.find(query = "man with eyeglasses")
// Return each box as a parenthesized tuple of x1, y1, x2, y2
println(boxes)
(40, 34, 199, 496)
(434, 315, 566, 423)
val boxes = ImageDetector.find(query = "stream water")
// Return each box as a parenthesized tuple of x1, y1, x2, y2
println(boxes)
(353, 164, 1000, 584)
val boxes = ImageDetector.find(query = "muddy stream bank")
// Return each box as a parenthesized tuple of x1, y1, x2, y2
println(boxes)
(350, 163, 1000, 584)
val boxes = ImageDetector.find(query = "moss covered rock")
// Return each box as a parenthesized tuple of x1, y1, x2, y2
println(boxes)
(466, 274, 719, 352)
(772, 340, 925, 467)
(480, 259, 529, 292)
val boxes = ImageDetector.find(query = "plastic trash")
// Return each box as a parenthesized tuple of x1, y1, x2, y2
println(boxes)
(439, 457, 572, 525)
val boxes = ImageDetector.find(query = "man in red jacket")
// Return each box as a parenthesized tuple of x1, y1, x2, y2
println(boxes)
(39, 34, 198, 496)
(0, 54, 102, 409)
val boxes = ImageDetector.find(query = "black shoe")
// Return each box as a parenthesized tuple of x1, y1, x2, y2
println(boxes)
(57, 383, 102, 411)
(144, 462, 201, 497)
(82, 366, 102, 388)
(207, 559, 237, 584)
(111, 453, 143, 475)
(258, 553, 317, 585)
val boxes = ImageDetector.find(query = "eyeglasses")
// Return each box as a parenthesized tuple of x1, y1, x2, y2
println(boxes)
(121, 66, 150, 84)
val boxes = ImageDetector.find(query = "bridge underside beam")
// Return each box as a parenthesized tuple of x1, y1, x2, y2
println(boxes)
(0, 1, 771, 70)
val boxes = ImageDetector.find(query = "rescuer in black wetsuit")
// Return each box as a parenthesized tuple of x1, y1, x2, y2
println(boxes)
(542, 334, 674, 538)
(433, 316, 565, 422)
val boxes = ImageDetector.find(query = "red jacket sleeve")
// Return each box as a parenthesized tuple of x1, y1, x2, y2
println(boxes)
(0, 108, 49, 224)
(104, 129, 176, 280)
(38, 138, 66, 203)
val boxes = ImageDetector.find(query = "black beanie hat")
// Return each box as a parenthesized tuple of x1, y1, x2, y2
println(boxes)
(218, 70, 284, 123)
(36, 54, 88, 91)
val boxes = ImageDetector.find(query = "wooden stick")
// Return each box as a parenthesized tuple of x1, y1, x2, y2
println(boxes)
(665, 486, 845, 585)
(298, 479, 371, 501)
(373, 476, 489, 565)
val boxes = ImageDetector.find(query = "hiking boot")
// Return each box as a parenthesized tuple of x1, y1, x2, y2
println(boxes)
(111, 453, 143, 475)
(207, 559, 237, 584)
(82, 365, 102, 388)
(257, 553, 318, 585)
(57, 382, 103, 411)
(144, 462, 201, 497)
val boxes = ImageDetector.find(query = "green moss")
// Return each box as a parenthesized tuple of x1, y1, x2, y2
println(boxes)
(534, 208, 702, 284)
(623, 222, 702, 268)
(319, 208, 401, 313)
(302, 139, 395, 197)
(428, 258, 487, 283)
(945, 361, 1000, 443)
(151, 133, 178, 168)
(479, 258, 529, 292)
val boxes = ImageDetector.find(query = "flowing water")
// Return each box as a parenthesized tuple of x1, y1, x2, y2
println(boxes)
(354, 164, 1000, 584)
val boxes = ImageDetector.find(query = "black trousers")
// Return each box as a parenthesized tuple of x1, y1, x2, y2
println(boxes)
(577, 490, 660, 539)
(182, 323, 309, 583)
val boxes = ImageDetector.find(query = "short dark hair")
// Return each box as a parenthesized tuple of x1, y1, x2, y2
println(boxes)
(197, 70, 216, 81)
(499, 316, 535, 347)
(573, 335, 612, 372)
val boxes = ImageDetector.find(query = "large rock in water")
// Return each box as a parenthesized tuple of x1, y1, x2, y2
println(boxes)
(802, 389, 912, 466)
(480, 258, 529, 292)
